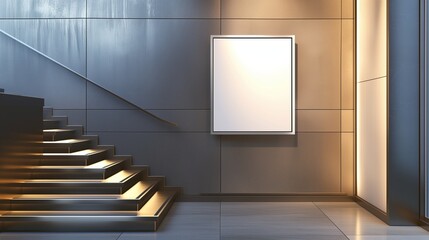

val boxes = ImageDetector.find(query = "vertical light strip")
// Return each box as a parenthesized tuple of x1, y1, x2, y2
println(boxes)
(356, 0, 387, 213)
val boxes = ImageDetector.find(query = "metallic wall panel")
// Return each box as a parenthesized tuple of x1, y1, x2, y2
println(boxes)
(296, 110, 340, 132)
(0, 0, 86, 18)
(221, 20, 341, 109)
(88, 132, 221, 195)
(341, 110, 354, 132)
(0, 32, 86, 109)
(221, 133, 341, 193)
(53, 109, 87, 128)
(87, 110, 209, 132)
(388, 0, 420, 224)
(221, 0, 341, 19)
(341, 133, 354, 195)
(0, 19, 87, 76)
(87, 83, 131, 110)
(341, 20, 354, 109)
(342, 0, 354, 18)
(87, 19, 220, 110)
(88, 0, 220, 18)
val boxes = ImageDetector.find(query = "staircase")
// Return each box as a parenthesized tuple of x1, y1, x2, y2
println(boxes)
(0, 108, 179, 231)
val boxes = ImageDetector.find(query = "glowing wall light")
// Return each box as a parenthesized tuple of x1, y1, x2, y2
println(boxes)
(211, 35, 296, 135)
(356, 0, 387, 213)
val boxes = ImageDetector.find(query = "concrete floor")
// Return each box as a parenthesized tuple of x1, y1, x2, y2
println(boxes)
(1, 202, 428, 240)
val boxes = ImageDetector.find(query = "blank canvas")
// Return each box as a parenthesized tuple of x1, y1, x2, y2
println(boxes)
(211, 35, 295, 134)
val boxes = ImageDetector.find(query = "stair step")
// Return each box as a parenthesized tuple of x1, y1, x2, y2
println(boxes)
(40, 148, 113, 166)
(1, 110, 178, 231)
(1, 157, 131, 180)
(43, 139, 93, 153)
(0, 180, 160, 211)
(43, 129, 77, 141)
(0, 169, 145, 194)
(0, 189, 177, 231)
(138, 189, 177, 217)
(43, 118, 66, 129)
(43, 108, 53, 119)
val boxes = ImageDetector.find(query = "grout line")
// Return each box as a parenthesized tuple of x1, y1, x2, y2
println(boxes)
(85, 0, 88, 135)
(0, 17, 355, 20)
(220, 135, 222, 193)
(85, 130, 353, 134)
(357, 76, 387, 84)
(219, 201, 222, 240)
(313, 202, 350, 240)
(340, 0, 343, 193)
(115, 232, 123, 240)
(51, 108, 356, 111)
(219, 0, 222, 34)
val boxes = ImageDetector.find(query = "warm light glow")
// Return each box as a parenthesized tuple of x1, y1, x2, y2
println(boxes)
(43, 139, 81, 144)
(356, 0, 387, 213)
(105, 170, 135, 183)
(42, 149, 97, 156)
(86, 160, 116, 169)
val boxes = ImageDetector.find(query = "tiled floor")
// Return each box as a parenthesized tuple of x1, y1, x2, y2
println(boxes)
(1, 202, 428, 240)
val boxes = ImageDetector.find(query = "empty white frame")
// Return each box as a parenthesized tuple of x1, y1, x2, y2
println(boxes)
(211, 35, 296, 135)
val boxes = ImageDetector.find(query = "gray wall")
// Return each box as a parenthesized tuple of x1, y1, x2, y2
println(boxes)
(0, 0, 354, 197)
(387, 0, 420, 225)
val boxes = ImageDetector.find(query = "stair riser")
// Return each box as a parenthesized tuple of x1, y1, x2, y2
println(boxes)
(30, 170, 105, 180)
(43, 120, 62, 129)
(1, 219, 157, 232)
(43, 108, 53, 119)
(19, 187, 124, 194)
(5, 201, 141, 211)
(43, 131, 76, 141)
(0, 172, 32, 179)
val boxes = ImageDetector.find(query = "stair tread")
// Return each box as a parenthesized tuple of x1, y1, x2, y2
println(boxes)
(36, 159, 124, 169)
(43, 119, 60, 122)
(43, 139, 90, 144)
(1, 159, 124, 170)
(0, 170, 141, 184)
(138, 190, 177, 216)
(42, 149, 106, 157)
(43, 129, 74, 133)
(0, 180, 159, 201)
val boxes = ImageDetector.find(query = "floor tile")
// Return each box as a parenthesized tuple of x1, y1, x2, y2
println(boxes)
(1, 202, 429, 240)
(315, 202, 429, 237)
(220, 202, 347, 239)
(119, 202, 220, 240)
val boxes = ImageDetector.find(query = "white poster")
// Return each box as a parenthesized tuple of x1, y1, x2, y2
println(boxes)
(211, 36, 296, 135)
